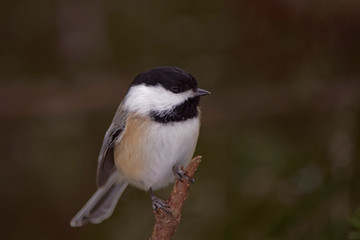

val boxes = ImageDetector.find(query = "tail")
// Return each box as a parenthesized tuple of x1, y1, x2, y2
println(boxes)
(70, 172, 128, 227)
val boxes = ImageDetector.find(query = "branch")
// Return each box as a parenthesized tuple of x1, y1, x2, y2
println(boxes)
(150, 156, 202, 240)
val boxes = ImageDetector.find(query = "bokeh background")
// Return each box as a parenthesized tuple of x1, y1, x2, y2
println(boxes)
(1, 1, 360, 239)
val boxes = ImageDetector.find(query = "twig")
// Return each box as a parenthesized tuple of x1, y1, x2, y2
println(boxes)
(150, 156, 202, 240)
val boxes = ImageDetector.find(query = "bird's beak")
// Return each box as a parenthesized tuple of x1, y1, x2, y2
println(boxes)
(194, 88, 211, 97)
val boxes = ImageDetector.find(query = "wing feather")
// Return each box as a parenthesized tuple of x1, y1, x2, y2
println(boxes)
(96, 104, 128, 187)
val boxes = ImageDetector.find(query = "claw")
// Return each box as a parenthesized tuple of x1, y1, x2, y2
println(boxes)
(149, 188, 171, 214)
(152, 197, 171, 214)
(172, 165, 195, 183)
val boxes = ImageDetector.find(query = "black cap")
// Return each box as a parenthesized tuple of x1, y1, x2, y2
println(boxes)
(131, 66, 198, 94)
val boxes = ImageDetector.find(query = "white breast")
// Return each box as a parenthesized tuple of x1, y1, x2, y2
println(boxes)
(140, 118, 200, 190)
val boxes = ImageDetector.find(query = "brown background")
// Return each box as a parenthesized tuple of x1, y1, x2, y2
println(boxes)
(1, 1, 360, 239)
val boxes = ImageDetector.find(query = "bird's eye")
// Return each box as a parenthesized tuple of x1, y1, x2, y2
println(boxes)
(171, 86, 181, 93)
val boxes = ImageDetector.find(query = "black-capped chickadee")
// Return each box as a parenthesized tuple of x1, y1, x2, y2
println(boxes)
(70, 66, 210, 227)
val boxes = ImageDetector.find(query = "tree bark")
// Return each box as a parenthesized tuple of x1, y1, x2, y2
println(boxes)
(150, 156, 202, 240)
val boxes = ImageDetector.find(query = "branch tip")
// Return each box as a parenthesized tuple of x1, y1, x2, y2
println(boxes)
(150, 156, 203, 240)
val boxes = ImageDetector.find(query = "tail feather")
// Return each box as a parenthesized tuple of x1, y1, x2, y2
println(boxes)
(70, 172, 128, 227)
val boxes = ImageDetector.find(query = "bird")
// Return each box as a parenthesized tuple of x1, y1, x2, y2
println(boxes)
(70, 66, 210, 227)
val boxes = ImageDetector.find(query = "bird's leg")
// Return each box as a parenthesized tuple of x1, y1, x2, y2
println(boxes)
(172, 165, 195, 183)
(149, 188, 171, 214)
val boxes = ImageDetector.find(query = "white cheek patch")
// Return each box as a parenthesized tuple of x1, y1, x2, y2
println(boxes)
(123, 84, 194, 115)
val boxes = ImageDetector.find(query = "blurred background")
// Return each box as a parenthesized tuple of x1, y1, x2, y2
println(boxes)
(1, 0, 360, 239)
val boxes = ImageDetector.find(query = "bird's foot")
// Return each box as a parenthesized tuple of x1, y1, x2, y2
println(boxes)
(172, 165, 195, 183)
(149, 188, 171, 214)
(152, 197, 171, 214)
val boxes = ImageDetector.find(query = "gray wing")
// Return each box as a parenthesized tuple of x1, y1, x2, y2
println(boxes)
(96, 104, 128, 187)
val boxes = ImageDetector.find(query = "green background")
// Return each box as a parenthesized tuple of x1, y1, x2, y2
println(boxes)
(1, 0, 360, 239)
